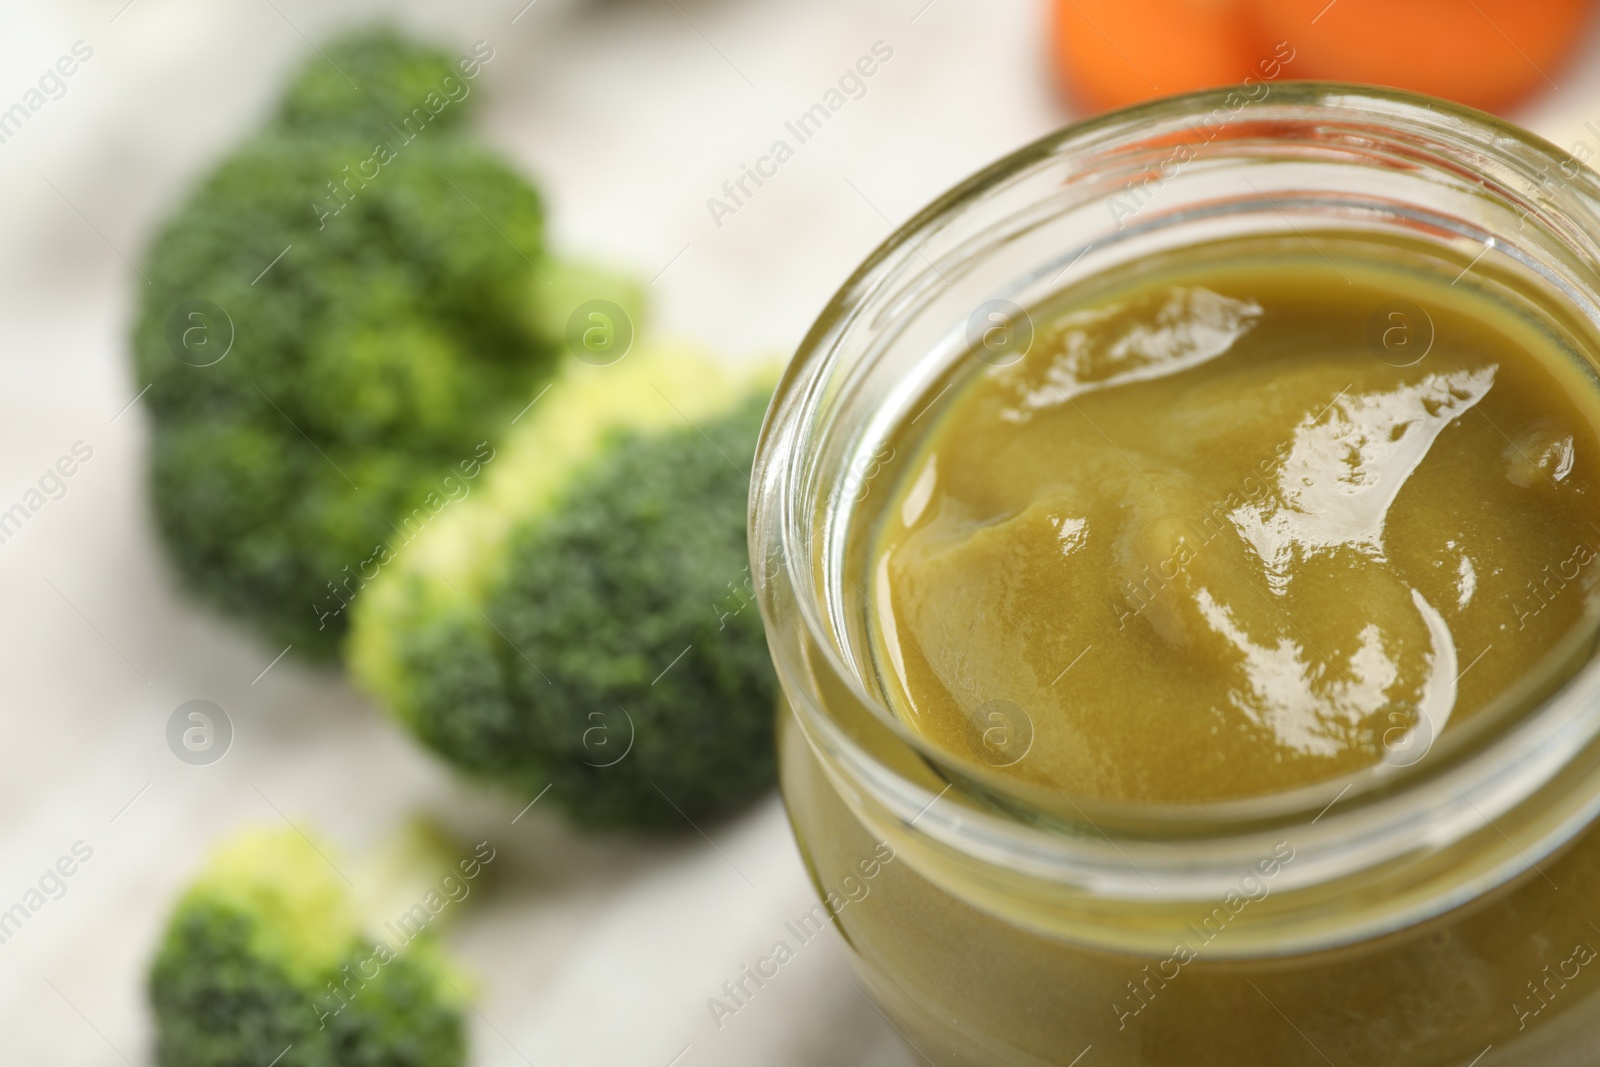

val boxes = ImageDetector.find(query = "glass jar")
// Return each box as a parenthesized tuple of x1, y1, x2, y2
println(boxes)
(750, 83, 1600, 1066)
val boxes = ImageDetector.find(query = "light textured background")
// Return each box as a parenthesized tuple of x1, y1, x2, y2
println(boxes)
(4, 1, 1600, 1064)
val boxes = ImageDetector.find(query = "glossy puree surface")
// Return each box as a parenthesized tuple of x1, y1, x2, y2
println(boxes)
(871, 240, 1600, 802)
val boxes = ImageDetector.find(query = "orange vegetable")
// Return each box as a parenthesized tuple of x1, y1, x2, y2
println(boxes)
(1052, 0, 1267, 112)
(1052, 0, 1596, 115)
(1253, 0, 1592, 114)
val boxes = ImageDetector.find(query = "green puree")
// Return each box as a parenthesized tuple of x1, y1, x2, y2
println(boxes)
(871, 238, 1600, 802)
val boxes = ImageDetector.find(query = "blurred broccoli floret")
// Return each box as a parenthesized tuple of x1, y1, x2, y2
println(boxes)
(277, 30, 490, 139)
(149, 827, 466, 1067)
(349, 350, 778, 828)
(132, 28, 615, 658)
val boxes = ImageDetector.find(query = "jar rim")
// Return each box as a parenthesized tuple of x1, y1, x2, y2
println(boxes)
(751, 82, 1600, 937)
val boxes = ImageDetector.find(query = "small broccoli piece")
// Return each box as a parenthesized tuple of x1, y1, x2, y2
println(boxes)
(349, 350, 777, 828)
(133, 28, 571, 658)
(277, 29, 485, 139)
(149, 827, 465, 1067)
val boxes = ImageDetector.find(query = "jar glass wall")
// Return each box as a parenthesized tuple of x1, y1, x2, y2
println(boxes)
(751, 83, 1600, 1066)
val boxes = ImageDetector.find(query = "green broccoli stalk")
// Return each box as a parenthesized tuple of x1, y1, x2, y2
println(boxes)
(349, 349, 777, 828)
(132, 28, 629, 659)
(149, 825, 483, 1067)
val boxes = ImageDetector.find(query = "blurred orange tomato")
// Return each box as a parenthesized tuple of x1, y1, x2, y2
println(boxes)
(1052, 0, 1596, 114)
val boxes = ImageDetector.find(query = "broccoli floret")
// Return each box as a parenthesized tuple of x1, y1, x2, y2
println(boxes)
(349, 350, 778, 828)
(132, 28, 569, 658)
(149, 828, 466, 1067)
(277, 29, 484, 139)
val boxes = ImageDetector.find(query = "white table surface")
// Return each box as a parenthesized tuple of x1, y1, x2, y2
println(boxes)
(5, 2, 1600, 1064)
